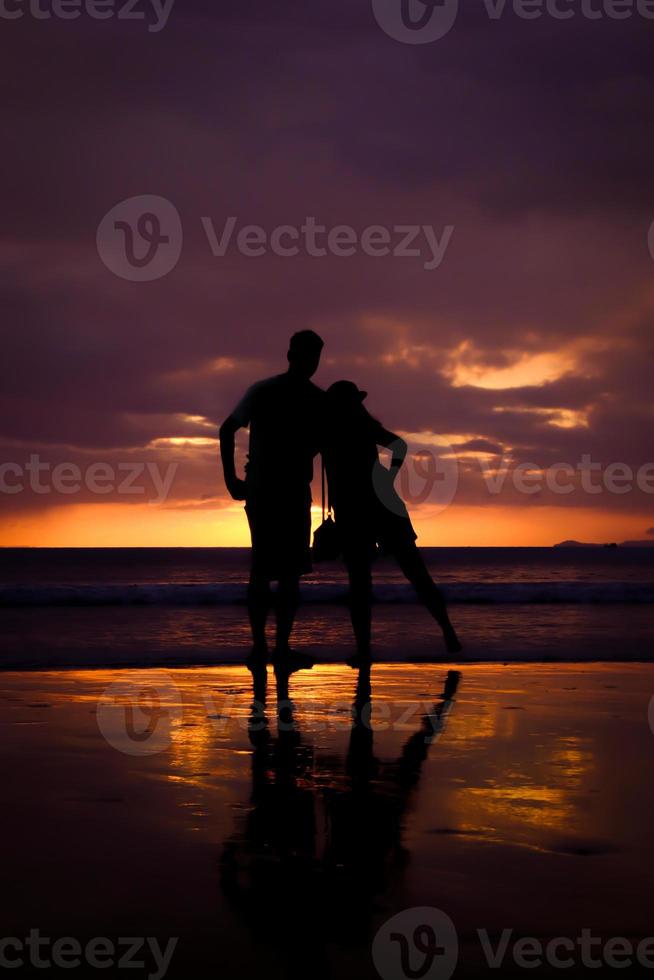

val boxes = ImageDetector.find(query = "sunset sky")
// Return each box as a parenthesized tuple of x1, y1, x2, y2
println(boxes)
(1, 1, 653, 547)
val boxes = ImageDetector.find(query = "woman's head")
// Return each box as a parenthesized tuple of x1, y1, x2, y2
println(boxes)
(326, 381, 376, 435)
(327, 380, 368, 408)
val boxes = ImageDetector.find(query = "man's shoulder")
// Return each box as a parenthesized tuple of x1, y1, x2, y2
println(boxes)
(256, 374, 324, 396)
(241, 374, 325, 415)
(299, 380, 326, 415)
(306, 379, 326, 399)
(249, 373, 285, 393)
(240, 374, 285, 404)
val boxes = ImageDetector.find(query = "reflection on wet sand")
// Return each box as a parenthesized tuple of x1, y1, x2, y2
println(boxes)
(84, 664, 603, 854)
(448, 729, 596, 846)
(42, 664, 603, 859)
(3, 664, 654, 978)
(219, 664, 461, 975)
(455, 732, 595, 837)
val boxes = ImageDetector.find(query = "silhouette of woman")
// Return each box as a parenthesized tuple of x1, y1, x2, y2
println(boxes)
(322, 381, 462, 661)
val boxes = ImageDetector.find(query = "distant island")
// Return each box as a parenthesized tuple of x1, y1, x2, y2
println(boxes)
(554, 539, 654, 548)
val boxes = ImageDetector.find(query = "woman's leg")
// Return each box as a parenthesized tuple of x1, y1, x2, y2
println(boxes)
(344, 550, 373, 660)
(393, 542, 462, 653)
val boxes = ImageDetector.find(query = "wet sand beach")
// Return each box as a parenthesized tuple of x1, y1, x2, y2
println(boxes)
(2, 603, 653, 668)
(3, 663, 654, 977)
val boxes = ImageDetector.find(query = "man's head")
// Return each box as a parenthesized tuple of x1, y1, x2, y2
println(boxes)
(287, 330, 324, 379)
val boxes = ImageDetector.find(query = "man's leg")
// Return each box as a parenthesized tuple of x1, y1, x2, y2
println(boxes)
(274, 573, 300, 654)
(248, 568, 271, 654)
(271, 489, 315, 670)
(273, 574, 314, 671)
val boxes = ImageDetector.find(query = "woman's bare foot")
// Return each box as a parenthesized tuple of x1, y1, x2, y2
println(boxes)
(443, 626, 463, 655)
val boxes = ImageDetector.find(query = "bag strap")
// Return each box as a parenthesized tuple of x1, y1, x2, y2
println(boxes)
(321, 456, 331, 521)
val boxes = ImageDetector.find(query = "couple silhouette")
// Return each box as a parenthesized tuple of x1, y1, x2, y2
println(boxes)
(220, 664, 462, 978)
(220, 330, 461, 672)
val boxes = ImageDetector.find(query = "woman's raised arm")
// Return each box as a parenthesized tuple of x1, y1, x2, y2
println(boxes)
(376, 426, 407, 470)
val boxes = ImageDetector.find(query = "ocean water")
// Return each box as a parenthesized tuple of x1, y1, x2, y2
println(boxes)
(2, 546, 653, 604)
(1, 547, 653, 668)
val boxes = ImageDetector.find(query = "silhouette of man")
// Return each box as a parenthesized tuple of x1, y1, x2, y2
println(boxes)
(220, 331, 325, 669)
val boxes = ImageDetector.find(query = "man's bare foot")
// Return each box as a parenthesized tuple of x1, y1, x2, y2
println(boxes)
(272, 648, 315, 673)
(245, 644, 268, 670)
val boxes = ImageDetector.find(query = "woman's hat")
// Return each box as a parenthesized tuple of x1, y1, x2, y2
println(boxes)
(327, 380, 368, 402)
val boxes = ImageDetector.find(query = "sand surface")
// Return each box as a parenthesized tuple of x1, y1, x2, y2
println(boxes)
(2, 663, 654, 977)
(2, 603, 653, 668)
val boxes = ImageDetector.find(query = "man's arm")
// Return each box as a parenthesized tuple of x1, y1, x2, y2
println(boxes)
(219, 415, 247, 501)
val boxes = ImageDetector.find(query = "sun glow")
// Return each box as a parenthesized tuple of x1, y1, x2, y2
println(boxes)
(1, 501, 651, 548)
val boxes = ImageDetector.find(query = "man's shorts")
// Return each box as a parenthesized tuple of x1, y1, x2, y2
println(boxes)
(245, 486, 312, 580)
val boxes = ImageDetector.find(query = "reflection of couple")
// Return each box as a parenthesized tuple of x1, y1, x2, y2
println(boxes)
(220, 330, 461, 670)
(220, 665, 461, 975)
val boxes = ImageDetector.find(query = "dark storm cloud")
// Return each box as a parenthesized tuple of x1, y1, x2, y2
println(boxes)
(1, 0, 653, 521)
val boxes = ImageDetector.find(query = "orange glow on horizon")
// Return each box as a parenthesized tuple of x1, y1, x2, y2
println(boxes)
(0, 501, 650, 548)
